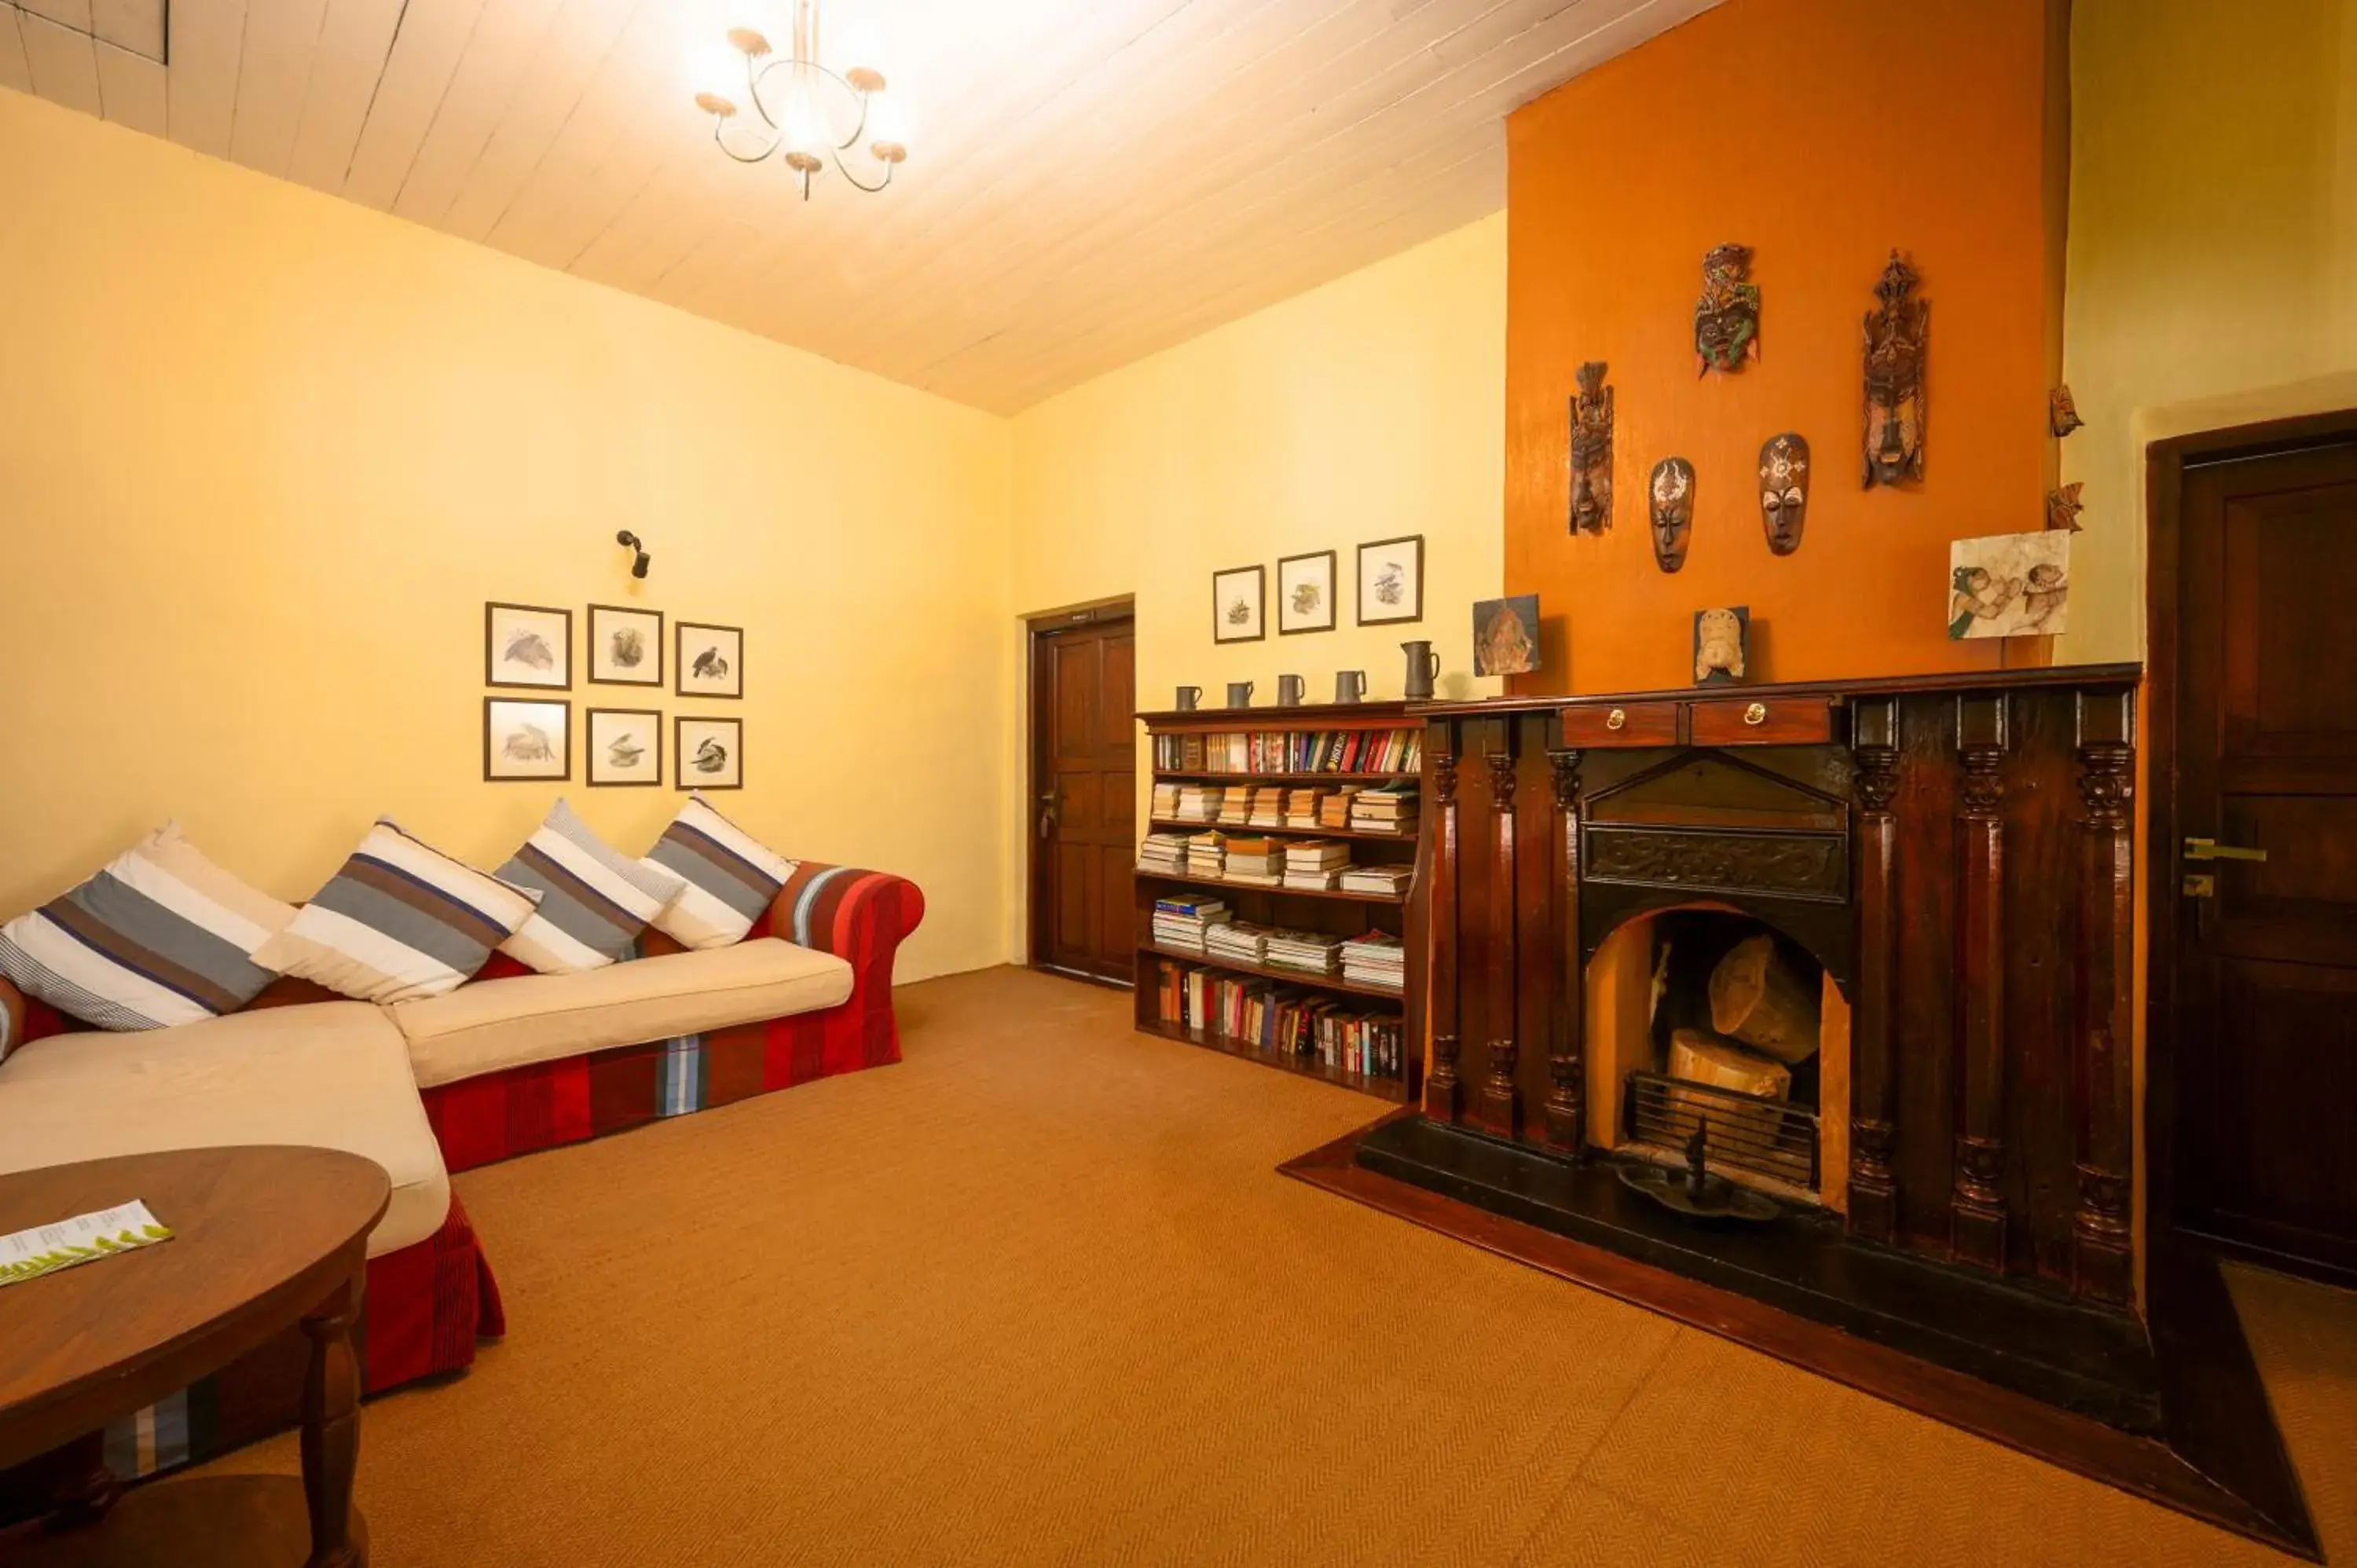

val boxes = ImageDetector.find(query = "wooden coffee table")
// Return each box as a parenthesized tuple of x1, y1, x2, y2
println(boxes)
(0, 1147, 389, 1567)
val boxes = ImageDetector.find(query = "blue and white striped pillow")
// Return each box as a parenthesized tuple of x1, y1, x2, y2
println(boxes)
(497, 800, 685, 973)
(641, 796, 797, 950)
(251, 820, 541, 1004)
(0, 824, 298, 1036)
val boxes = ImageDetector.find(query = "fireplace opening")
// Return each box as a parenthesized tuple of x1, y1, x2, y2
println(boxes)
(1585, 906, 1851, 1208)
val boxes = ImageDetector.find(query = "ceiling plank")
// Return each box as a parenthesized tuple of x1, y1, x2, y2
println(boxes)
(166, 0, 247, 156)
(0, 8, 31, 93)
(18, 0, 89, 31)
(19, 6, 100, 115)
(391, 0, 568, 225)
(284, 0, 416, 192)
(95, 35, 165, 134)
(229, 0, 334, 177)
(90, 0, 162, 59)
(339, 0, 489, 209)
(436, 0, 640, 242)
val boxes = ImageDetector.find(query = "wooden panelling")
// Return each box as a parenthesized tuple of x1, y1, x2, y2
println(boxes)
(92, 35, 161, 133)
(228, 0, 334, 175)
(19, 7, 98, 115)
(0, 9, 31, 93)
(164, 0, 247, 156)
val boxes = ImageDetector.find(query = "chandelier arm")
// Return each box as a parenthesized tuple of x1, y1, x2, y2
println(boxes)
(712, 118, 782, 165)
(747, 54, 790, 131)
(832, 146, 893, 194)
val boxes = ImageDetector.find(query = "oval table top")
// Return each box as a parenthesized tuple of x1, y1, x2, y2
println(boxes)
(0, 1146, 389, 1471)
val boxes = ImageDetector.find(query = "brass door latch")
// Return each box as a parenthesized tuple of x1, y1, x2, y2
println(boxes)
(2185, 837, 2268, 863)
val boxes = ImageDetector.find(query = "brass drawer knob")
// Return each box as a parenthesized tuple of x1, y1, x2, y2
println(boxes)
(1605, 708, 1627, 731)
(1744, 702, 1768, 726)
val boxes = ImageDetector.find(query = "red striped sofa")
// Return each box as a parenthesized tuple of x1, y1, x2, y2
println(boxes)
(0, 859, 921, 1512)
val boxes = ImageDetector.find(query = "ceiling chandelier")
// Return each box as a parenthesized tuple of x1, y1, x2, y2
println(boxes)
(695, 1, 907, 200)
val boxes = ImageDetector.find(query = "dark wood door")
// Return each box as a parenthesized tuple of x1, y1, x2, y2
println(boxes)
(1031, 614, 1135, 984)
(2168, 430, 2357, 1283)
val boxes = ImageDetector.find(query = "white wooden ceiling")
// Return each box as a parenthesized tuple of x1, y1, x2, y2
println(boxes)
(0, 0, 1716, 412)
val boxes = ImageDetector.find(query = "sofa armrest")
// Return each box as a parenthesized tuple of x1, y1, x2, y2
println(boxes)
(754, 862, 924, 1063)
(0, 975, 22, 1063)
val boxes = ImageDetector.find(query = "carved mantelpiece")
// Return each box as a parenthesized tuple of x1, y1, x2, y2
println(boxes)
(1406, 665, 2143, 1312)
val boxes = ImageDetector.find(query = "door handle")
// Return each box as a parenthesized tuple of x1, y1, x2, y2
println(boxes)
(2185, 837, 2268, 863)
(1038, 789, 1060, 839)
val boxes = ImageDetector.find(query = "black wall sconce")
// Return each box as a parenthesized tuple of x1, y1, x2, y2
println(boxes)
(616, 530, 651, 579)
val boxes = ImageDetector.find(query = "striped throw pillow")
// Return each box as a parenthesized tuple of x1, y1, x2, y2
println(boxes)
(251, 820, 541, 1005)
(497, 800, 686, 974)
(642, 796, 797, 950)
(0, 824, 297, 1036)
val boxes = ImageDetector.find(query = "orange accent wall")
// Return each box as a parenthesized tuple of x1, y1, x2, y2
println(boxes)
(1504, 0, 2068, 692)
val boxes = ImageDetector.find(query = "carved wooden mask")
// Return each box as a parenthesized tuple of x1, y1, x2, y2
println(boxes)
(1649, 457, 1695, 573)
(1861, 251, 1928, 489)
(1568, 360, 1614, 533)
(1758, 433, 1809, 555)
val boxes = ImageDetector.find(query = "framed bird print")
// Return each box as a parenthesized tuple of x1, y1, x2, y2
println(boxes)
(1276, 550, 1338, 635)
(1211, 566, 1265, 644)
(486, 602, 571, 690)
(675, 621, 743, 699)
(676, 715, 743, 789)
(588, 604, 664, 687)
(585, 707, 662, 786)
(484, 698, 570, 782)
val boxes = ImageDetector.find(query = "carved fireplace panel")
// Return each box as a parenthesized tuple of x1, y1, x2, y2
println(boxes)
(1411, 669, 2141, 1309)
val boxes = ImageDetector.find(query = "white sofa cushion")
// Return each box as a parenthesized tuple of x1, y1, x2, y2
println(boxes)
(0, 1002, 449, 1258)
(391, 938, 854, 1090)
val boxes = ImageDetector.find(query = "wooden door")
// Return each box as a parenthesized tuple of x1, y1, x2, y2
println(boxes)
(2163, 425, 2357, 1284)
(1030, 612, 1135, 984)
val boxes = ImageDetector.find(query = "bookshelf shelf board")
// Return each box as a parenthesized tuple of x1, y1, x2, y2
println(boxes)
(1150, 770, 1419, 785)
(1148, 818, 1417, 843)
(1134, 1015, 1408, 1102)
(1138, 941, 1410, 1002)
(1136, 867, 1408, 905)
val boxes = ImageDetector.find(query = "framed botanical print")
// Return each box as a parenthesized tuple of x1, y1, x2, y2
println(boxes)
(676, 715, 743, 789)
(588, 604, 664, 687)
(1355, 535, 1424, 625)
(586, 707, 662, 786)
(1276, 551, 1337, 635)
(486, 602, 571, 690)
(676, 621, 743, 699)
(1211, 565, 1265, 643)
(484, 698, 570, 782)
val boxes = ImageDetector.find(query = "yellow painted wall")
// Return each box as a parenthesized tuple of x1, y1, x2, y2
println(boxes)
(1006, 214, 1508, 955)
(2058, 0, 2357, 662)
(0, 90, 1011, 983)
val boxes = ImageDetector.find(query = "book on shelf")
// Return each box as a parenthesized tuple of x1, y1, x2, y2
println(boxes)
(1283, 840, 1352, 870)
(1339, 929, 1407, 992)
(1248, 786, 1284, 827)
(1221, 837, 1281, 885)
(1347, 783, 1420, 834)
(1150, 895, 1229, 953)
(1263, 929, 1343, 975)
(1338, 864, 1413, 896)
(1217, 785, 1252, 826)
(1138, 831, 1189, 873)
(1317, 786, 1362, 829)
(1283, 787, 1329, 828)
(1150, 958, 1403, 1080)
(1151, 729, 1423, 776)
(1186, 830, 1227, 877)
(1203, 920, 1270, 965)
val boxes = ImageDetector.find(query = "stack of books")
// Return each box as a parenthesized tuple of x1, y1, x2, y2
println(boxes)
(1340, 930, 1407, 992)
(1221, 836, 1281, 887)
(1281, 839, 1351, 891)
(1248, 786, 1285, 828)
(1339, 864, 1413, 897)
(1318, 786, 1362, 830)
(1204, 921, 1270, 966)
(1171, 784, 1222, 823)
(1138, 831, 1189, 874)
(1264, 929, 1343, 975)
(1151, 896, 1227, 952)
(1218, 786, 1252, 826)
(1348, 785, 1419, 836)
(1151, 782, 1182, 820)
(1284, 788, 1329, 829)
(1186, 831, 1226, 877)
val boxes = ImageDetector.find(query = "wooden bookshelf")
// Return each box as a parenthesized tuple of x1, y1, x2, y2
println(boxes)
(1135, 701, 1421, 1102)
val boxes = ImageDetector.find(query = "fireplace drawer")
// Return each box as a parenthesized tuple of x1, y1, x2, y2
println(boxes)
(1561, 700, 1681, 747)
(1690, 697, 1836, 746)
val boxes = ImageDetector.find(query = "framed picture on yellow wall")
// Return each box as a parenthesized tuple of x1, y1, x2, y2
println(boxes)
(1277, 551, 1338, 636)
(485, 698, 570, 782)
(1211, 565, 1265, 643)
(1355, 535, 1424, 625)
(676, 622, 743, 699)
(588, 605, 664, 687)
(586, 708, 662, 786)
(676, 716, 743, 789)
(486, 602, 572, 690)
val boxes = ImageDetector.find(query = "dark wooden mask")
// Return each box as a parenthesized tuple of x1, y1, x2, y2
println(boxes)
(1568, 360, 1614, 534)
(1758, 433, 1809, 555)
(1649, 456, 1695, 573)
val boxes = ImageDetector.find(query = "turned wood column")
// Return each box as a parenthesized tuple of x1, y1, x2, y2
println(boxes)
(2073, 692, 2137, 1305)
(1544, 746, 1584, 1152)
(300, 1269, 366, 1568)
(1951, 694, 2010, 1272)
(1848, 698, 1901, 1243)
(1422, 728, 1463, 1122)
(1477, 740, 1523, 1138)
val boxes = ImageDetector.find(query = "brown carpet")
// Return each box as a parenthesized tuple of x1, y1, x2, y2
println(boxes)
(185, 965, 2355, 1566)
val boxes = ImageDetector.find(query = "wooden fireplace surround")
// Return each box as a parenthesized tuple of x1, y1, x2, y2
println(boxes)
(1408, 664, 2143, 1310)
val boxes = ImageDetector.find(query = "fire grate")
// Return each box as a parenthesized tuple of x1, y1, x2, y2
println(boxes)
(1627, 1070, 1818, 1193)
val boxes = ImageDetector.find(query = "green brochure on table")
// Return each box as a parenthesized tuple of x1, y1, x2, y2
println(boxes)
(0, 1200, 174, 1288)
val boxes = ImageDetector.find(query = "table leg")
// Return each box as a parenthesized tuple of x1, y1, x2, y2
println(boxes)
(299, 1269, 365, 1568)
(42, 1433, 120, 1531)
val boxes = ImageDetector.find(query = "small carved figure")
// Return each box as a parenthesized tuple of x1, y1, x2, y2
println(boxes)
(1649, 457, 1696, 573)
(1694, 244, 1761, 375)
(1861, 251, 1929, 489)
(1758, 433, 1809, 555)
(1472, 595, 1540, 677)
(1693, 606, 1748, 685)
(2050, 384, 2084, 438)
(1568, 361, 1614, 533)
(2047, 482, 2085, 533)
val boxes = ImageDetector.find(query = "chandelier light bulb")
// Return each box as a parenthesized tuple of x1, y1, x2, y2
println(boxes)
(699, 0, 905, 196)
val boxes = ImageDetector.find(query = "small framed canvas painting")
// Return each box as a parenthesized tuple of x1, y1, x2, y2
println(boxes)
(1948, 532, 2070, 639)
(676, 715, 743, 789)
(588, 604, 664, 687)
(486, 602, 571, 690)
(484, 698, 570, 782)
(676, 622, 743, 698)
(586, 707, 662, 787)
(1355, 535, 1424, 625)
(1276, 550, 1338, 635)
(1472, 594, 1540, 677)
(1211, 566, 1265, 643)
